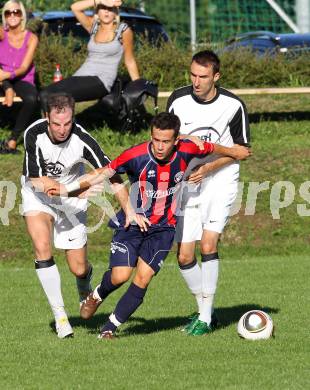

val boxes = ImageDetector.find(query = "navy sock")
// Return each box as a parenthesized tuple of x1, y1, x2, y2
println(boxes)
(97, 269, 123, 300)
(102, 283, 147, 332)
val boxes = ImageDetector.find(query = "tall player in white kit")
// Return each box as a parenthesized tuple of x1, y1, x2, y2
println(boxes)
(21, 93, 130, 338)
(167, 50, 250, 335)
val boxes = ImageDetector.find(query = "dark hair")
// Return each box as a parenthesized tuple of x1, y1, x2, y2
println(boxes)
(46, 93, 75, 115)
(151, 112, 180, 138)
(192, 50, 220, 74)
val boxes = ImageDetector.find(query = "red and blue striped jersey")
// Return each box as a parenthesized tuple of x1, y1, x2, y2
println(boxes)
(109, 139, 214, 227)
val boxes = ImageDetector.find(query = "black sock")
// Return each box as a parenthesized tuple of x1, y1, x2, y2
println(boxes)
(102, 283, 147, 332)
(97, 269, 123, 300)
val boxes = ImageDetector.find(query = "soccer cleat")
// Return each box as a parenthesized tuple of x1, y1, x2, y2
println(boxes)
(187, 319, 213, 336)
(56, 317, 74, 339)
(80, 285, 102, 319)
(76, 264, 93, 305)
(182, 312, 219, 333)
(98, 330, 115, 340)
(181, 313, 199, 333)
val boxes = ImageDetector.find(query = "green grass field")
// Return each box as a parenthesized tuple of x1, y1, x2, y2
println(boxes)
(0, 95, 309, 389)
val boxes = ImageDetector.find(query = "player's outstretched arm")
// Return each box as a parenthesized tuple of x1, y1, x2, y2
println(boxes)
(188, 156, 234, 184)
(213, 144, 252, 160)
(46, 166, 112, 197)
(30, 177, 62, 193)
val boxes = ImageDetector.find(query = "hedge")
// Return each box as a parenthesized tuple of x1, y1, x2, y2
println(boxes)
(32, 30, 310, 90)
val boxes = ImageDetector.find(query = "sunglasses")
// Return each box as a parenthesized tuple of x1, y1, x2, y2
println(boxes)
(96, 4, 118, 13)
(4, 9, 22, 18)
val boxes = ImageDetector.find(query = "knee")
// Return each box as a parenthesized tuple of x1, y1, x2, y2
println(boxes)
(200, 241, 218, 254)
(111, 269, 131, 285)
(23, 92, 38, 107)
(133, 273, 152, 289)
(34, 240, 51, 259)
(73, 266, 88, 278)
(68, 263, 88, 278)
(177, 250, 195, 266)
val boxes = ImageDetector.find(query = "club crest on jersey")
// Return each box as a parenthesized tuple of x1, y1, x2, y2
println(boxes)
(148, 169, 156, 178)
(44, 160, 65, 177)
(174, 171, 184, 183)
(110, 242, 127, 254)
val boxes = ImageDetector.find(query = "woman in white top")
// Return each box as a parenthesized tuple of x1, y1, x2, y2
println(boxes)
(40, 0, 140, 112)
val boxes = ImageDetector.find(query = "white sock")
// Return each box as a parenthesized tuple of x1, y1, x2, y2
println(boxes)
(200, 254, 219, 325)
(35, 259, 67, 321)
(179, 259, 203, 313)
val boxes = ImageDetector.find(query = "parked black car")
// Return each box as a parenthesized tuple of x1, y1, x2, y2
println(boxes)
(223, 31, 310, 56)
(30, 7, 169, 46)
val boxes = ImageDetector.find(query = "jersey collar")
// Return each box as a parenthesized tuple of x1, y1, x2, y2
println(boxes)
(148, 141, 177, 165)
(190, 86, 220, 105)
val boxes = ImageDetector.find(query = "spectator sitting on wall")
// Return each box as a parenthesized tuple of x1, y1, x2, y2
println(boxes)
(40, 0, 140, 113)
(0, 0, 38, 154)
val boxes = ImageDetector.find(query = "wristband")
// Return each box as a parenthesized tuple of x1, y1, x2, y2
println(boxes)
(10, 71, 16, 80)
(65, 180, 81, 193)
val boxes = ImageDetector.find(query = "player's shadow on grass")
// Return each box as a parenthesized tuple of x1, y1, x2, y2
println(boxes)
(58, 313, 187, 335)
(249, 111, 310, 123)
(59, 304, 279, 336)
(49, 313, 111, 334)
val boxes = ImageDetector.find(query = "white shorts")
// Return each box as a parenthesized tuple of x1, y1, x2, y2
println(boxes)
(175, 176, 238, 243)
(21, 178, 87, 250)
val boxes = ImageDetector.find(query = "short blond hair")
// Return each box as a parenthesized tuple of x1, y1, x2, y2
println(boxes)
(2, 0, 27, 31)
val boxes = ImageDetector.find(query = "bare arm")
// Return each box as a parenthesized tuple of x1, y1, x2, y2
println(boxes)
(0, 32, 38, 82)
(188, 157, 234, 184)
(46, 167, 151, 231)
(71, 0, 95, 33)
(213, 143, 251, 160)
(109, 175, 150, 231)
(30, 176, 60, 193)
(122, 28, 139, 80)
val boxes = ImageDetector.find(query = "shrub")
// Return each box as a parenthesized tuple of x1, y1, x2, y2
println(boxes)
(30, 30, 310, 90)
(34, 34, 87, 87)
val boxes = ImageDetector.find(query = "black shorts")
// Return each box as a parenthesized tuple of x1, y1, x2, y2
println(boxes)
(109, 225, 175, 274)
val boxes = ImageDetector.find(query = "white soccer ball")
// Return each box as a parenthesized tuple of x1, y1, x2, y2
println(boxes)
(237, 310, 274, 340)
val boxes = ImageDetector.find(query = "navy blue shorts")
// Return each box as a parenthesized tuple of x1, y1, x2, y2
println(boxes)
(109, 226, 175, 274)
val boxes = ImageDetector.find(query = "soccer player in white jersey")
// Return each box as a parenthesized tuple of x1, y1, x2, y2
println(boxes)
(21, 92, 132, 338)
(167, 50, 250, 335)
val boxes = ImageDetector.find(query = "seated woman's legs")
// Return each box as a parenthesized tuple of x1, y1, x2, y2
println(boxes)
(40, 76, 108, 113)
(8, 81, 38, 149)
(1, 80, 15, 107)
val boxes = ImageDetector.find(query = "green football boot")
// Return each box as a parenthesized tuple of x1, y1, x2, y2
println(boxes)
(188, 319, 213, 336)
(182, 312, 219, 333)
(181, 313, 199, 333)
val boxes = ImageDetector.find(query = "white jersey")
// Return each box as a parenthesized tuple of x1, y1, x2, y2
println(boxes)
(167, 85, 250, 205)
(21, 118, 111, 249)
(22, 118, 110, 184)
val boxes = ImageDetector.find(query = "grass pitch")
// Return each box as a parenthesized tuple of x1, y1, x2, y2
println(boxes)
(0, 95, 309, 389)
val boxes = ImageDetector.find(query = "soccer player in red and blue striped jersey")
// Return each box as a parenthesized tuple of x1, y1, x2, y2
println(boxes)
(51, 112, 250, 339)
